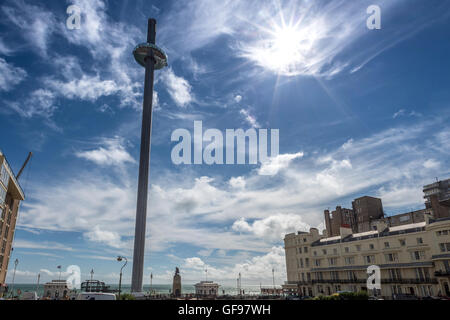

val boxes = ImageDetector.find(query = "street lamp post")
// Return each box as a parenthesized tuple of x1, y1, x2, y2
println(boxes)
(57, 265, 62, 281)
(130, 18, 167, 293)
(272, 268, 275, 290)
(150, 273, 153, 296)
(36, 273, 40, 297)
(89, 269, 94, 292)
(117, 256, 128, 300)
(10, 259, 19, 299)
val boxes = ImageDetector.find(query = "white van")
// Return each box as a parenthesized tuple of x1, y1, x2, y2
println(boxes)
(76, 292, 116, 300)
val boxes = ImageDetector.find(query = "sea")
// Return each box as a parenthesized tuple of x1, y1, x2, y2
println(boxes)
(8, 284, 264, 297)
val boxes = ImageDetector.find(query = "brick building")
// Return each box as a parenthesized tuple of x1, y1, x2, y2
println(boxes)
(0, 150, 25, 296)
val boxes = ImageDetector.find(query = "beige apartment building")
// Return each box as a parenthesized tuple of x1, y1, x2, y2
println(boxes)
(0, 149, 25, 294)
(283, 179, 450, 299)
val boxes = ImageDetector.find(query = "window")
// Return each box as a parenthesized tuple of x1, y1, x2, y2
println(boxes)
(328, 258, 337, 266)
(345, 247, 349, 253)
(314, 259, 321, 267)
(331, 271, 339, 280)
(298, 247, 302, 254)
(333, 248, 338, 255)
(304, 247, 308, 253)
(385, 253, 398, 262)
(344, 256, 355, 265)
(347, 271, 357, 281)
(305, 258, 309, 267)
(389, 269, 402, 280)
(0, 187, 6, 204)
(411, 251, 425, 261)
(384, 242, 390, 248)
(417, 238, 423, 244)
(439, 243, 450, 253)
(356, 245, 361, 251)
(322, 249, 327, 255)
(443, 260, 450, 273)
(303, 238, 307, 242)
(391, 285, 402, 295)
(399, 239, 406, 246)
(415, 268, 430, 281)
(300, 258, 304, 268)
(364, 255, 375, 264)
(369, 244, 375, 250)
(0, 164, 9, 191)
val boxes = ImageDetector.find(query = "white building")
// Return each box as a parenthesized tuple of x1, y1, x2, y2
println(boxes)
(194, 281, 220, 297)
(43, 280, 73, 299)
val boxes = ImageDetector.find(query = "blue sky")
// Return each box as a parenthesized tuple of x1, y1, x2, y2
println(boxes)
(1, 0, 450, 286)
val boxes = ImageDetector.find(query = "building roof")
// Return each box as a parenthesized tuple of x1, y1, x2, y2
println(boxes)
(319, 235, 341, 242)
(194, 281, 219, 287)
(388, 221, 426, 232)
(351, 230, 378, 238)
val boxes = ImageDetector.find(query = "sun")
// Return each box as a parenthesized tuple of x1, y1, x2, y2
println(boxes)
(239, 11, 323, 76)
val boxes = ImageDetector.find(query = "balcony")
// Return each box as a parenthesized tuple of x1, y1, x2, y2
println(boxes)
(434, 270, 450, 277)
(381, 278, 438, 284)
(311, 279, 365, 284)
(308, 278, 438, 284)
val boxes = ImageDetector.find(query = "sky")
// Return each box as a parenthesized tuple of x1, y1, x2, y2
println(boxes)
(0, 0, 450, 286)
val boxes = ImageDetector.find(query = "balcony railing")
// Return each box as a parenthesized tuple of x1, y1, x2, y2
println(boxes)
(434, 270, 450, 277)
(303, 278, 439, 285)
(381, 278, 438, 284)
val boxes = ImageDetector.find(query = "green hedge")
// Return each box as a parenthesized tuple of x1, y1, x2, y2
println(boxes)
(117, 293, 136, 300)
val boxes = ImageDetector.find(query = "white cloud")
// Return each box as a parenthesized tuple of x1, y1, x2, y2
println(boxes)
(239, 109, 260, 129)
(1, 0, 57, 56)
(0, 58, 27, 91)
(0, 37, 14, 55)
(178, 246, 286, 285)
(234, 95, 242, 103)
(84, 226, 122, 248)
(229, 176, 246, 189)
(160, 0, 418, 77)
(13, 239, 74, 252)
(258, 152, 304, 175)
(45, 75, 119, 101)
(160, 68, 193, 107)
(232, 214, 311, 241)
(75, 137, 136, 167)
(7, 89, 56, 119)
(17, 119, 450, 262)
(423, 159, 440, 169)
(393, 109, 422, 119)
(376, 185, 424, 209)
